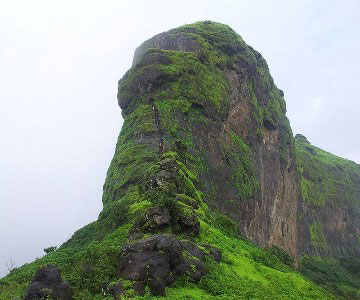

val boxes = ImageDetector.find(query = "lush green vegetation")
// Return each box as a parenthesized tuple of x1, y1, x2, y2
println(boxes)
(308, 222, 328, 251)
(300, 256, 360, 299)
(0, 224, 131, 299)
(0, 146, 340, 299)
(1, 217, 337, 300)
(225, 131, 259, 200)
(295, 134, 360, 207)
(0, 140, 344, 299)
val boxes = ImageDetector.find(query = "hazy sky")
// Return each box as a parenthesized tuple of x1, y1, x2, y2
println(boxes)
(1, 0, 359, 278)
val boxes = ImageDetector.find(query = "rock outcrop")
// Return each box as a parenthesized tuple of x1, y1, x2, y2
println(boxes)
(104, 20, 298, 259)
(112, 234, 211, 297)
(105, 20, 360, 266)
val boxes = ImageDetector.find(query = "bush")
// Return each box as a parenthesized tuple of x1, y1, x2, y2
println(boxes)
(44, 246, 57, 254)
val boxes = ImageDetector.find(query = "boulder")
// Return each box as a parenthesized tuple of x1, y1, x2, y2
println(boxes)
(116, 234, 206, 296)
(108, 282, 125, 300)
(24, 264, 73, 300)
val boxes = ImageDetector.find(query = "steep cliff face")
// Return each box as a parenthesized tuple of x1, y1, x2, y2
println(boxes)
(295, 134, 360, 258)
(103, 21, 298, 258)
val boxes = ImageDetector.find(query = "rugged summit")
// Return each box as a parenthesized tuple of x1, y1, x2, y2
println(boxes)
(106, 20, 298, 257)
(1, 21, 360, 300)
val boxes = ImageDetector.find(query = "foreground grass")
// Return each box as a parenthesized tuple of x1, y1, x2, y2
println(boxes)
(0, 220, 337, 300)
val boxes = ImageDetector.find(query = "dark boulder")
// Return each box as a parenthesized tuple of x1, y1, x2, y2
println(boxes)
(116, 234, 207, 296)
(108, 282, 125, 300)
(24, 264, 73, 300)
(132, 282, 146, 296)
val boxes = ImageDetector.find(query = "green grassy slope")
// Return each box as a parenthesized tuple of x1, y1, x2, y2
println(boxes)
(0, 218, 336, 300)
(295, 134, 360, 208)
(0, 148, 338, 299)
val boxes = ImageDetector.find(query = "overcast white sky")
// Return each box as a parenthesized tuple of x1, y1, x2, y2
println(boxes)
(1, 0, 359, 278)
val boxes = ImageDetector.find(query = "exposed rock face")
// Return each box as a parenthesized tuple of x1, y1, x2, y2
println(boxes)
(219, 52, 298, 258)
(24, 264, 73, 300)
(104, 21, 298, 258)
(115, 234, 209, 296)
(143, 206, 171, 231)
(295, 134, 360, 258)
(102, 21, 360, 265)
(132, 31, 201, 66)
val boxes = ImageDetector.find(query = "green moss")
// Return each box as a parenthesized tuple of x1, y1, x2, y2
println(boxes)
(129, 200, 152, 214)
(212, 212, 241, 238)
(102, 141, 158, 206)
(155, 97, 191, 136)
(295, 135, 360, 298)
(176, 193, 198, 208)
(141, 151, 208, 235)
(152, 49, 229, 117)
(262, 88, 284, 129)
(295, 134, 360, 207)
(309, 222, 328, 251)
(190, 221, 335, 300)
(119, 104, 157, 141)
(168, 21, 254, 69)
(224, 131, 259, 200)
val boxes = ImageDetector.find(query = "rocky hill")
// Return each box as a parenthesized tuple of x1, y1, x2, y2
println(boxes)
(1, 21, 360, 300)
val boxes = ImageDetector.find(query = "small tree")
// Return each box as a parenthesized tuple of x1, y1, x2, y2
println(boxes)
(44, 246, 57, 254)
(5, 258, 16, 273)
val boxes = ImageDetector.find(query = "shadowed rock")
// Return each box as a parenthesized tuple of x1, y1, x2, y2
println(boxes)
(24, 264, 73, 300)
(116, 234, 210, 296)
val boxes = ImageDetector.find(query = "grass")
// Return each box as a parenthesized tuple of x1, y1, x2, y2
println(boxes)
(300, 256, 360, 299)
(2, 220, 336, 299)
(0, 146, 340, 299)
